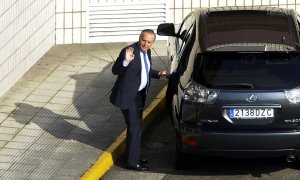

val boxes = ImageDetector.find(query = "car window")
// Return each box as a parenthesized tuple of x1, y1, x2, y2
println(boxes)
(193, 52, 300, 90)
(177, 13, 195, 54)
(176, 25, 196, 75)
(297, 14, 300, 33)
(204, 11, 298, 49)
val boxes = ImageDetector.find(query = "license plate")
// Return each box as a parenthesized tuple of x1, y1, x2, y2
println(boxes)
(229, 108, 274, 119)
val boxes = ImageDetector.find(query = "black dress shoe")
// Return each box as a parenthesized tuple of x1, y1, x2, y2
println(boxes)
(140, 158, 148, 164)
(127, 164, 149, 171)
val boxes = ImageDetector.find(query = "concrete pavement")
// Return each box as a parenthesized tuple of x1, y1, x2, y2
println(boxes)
(0, 42, 168, 179)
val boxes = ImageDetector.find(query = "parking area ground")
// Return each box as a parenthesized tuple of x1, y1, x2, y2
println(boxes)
(0, 42, 168, 179)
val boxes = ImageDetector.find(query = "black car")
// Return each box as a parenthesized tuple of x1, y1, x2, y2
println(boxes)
(157, 6, 300, 169)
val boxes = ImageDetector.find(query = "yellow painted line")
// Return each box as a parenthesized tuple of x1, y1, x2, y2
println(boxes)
(80, 86, 167, 180)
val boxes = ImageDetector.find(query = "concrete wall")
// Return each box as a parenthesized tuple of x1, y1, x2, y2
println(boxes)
(0, 0, 56, 98)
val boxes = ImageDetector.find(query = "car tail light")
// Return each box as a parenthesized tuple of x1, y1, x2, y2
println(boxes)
(183, 81, 219, 104)
(182, 138, 198, 147)
(284, 87, 300, 104)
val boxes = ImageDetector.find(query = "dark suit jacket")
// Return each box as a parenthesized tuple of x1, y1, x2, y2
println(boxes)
(109, 42, 160, 109)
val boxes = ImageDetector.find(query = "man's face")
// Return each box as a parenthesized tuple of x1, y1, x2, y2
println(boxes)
(139, 32, 155, 52)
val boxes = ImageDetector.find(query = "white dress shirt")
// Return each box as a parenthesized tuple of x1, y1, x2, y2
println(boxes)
(122, 51, 150, 91)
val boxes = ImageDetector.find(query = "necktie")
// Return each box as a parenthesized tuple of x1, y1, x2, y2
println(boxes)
(143, 52, 149, 84)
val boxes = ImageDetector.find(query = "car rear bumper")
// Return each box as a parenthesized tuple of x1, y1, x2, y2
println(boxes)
(179, 129, 300, 157)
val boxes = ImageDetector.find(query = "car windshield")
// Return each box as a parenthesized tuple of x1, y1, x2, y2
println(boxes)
(204, 11, 298, 49)
(193, 52, 300, 90)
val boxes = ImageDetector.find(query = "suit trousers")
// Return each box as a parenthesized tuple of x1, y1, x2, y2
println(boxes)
(121, 90, 146, 166)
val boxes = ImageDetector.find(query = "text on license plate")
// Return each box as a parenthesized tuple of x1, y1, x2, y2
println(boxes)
(230, 108, 274, 118)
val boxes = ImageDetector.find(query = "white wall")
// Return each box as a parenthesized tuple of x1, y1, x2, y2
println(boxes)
(0, 0, 56, 98)
(55, 0, 87, 44)
(55, 0, 164, 44)
(56, 0, 300, 44)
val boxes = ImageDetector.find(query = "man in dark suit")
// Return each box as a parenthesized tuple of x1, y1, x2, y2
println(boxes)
(110, 29, 167, 171)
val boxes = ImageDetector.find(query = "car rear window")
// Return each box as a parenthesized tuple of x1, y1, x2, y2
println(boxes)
(193, 52, 300, 90)
(204, 11, 298, 49)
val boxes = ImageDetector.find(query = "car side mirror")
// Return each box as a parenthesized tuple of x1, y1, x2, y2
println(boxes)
(157, 23, 177, 37)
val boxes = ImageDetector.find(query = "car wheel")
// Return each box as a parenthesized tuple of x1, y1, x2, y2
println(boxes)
(174, 130, 193, 170)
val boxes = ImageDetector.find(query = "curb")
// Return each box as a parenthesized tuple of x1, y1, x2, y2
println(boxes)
(80, 86, 167, 180)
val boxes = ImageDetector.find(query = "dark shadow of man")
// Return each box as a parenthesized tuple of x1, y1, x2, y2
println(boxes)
(12, 68, 124, 150)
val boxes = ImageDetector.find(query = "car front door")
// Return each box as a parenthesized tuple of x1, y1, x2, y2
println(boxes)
(167, 13, 196, 122)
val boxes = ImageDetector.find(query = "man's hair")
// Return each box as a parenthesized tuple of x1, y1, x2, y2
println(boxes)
(140, 29, 156, 40)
